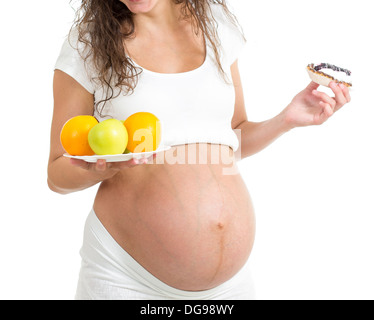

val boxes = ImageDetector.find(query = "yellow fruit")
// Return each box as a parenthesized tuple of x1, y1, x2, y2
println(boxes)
(124, 112, 161, 153)
(88, 119, 128, 155)
(60, 115, 98, 156)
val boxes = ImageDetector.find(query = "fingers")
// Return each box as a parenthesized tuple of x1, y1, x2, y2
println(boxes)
(313, 101, 333, 125)
(69, 158, 91, 170)
(111, 157, 148, 170)
(311, 90, 335, 125)
(306, 81, 320, 92)
(95, 159, 107, 171)
(320, 101, 334, 117)
(312, 89, 336, 110)
(70, 158, 107, 171)
(338, 82, 351, 103)
(69, 156, 151, 172)
(329, 81, 350, 109)
(312, 81, 351, 116)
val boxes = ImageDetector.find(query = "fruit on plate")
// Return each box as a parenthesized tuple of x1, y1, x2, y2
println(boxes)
(124, 112, 161, 153)
(60, 115, 98, 156)
(88, 119, 128, 155)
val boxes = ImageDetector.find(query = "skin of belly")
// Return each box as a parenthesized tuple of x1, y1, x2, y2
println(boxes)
(93, 144, 256, 291)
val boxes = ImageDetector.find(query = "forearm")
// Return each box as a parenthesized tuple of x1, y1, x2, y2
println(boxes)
(235, 112, 292, 159)
(47, 156, 103, 194)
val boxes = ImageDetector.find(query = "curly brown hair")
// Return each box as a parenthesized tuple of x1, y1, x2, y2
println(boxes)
(70, 0, 242, 115)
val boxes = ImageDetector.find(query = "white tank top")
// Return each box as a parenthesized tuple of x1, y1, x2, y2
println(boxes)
(55, 4, 246, 151)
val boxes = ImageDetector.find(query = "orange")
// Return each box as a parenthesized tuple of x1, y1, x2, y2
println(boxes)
(60, 115, 98, 156)
(123, 112, 161, 153)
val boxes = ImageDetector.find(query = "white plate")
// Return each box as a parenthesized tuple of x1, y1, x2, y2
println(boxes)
(63, 145, 171, 163)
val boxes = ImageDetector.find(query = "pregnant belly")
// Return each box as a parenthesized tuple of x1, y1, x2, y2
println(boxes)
(93, 144, 256, 291)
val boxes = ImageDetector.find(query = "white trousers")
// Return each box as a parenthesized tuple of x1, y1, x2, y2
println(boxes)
(75, 209, 255, 300)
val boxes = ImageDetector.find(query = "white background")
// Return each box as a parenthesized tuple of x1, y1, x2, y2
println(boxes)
(0, 0, 372, 300)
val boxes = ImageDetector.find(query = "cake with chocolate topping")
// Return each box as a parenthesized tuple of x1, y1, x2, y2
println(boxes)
(307, 63, 352, 88)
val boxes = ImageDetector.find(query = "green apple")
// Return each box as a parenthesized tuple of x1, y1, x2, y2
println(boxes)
(88, 119, 128, 155)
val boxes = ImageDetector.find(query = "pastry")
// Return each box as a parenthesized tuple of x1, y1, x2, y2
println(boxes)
(307, 63, 352, 88)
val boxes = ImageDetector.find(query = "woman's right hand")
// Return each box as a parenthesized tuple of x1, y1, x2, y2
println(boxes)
(69, 155, 153, 181)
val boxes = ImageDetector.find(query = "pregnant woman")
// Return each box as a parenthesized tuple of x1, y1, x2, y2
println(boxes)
(47, 0, 351, 299)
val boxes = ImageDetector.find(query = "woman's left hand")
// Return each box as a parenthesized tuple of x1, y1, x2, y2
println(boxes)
(281, 81, 351, 129)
